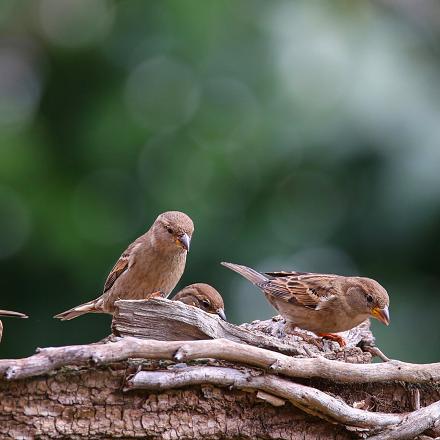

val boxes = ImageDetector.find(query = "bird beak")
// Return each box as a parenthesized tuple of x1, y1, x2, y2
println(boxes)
(216, 308, 227, 321)
(177, 233, 190, 251)
(371, 306, 390, 326)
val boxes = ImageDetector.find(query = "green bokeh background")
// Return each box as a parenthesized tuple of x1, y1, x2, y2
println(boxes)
(1, 0, 439, 362)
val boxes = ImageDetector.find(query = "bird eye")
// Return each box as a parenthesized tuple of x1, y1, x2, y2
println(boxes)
(366, 294, 373, 303)
(166, 227, 174, 234)
(201, 299, 210, 308)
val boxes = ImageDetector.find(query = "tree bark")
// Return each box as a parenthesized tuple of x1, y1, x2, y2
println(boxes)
(0, 299, 439, 439)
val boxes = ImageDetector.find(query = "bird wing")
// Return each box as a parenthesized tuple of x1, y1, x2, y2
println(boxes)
(103, 237, 144, 293)
(262, 272, 338, 310)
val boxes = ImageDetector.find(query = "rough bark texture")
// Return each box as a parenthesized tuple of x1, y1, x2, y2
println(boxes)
(0, 361, 353, 440)
(0, 299, 439, 440)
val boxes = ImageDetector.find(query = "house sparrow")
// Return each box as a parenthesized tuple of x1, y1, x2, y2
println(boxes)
(54, 211, 194, 321)
(173, 283, 226, 320)
(0, 309, 28, 342)
(221, 262, 390, 346)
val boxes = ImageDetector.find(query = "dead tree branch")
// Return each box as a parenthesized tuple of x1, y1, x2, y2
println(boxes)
(1, 335, 439, 384)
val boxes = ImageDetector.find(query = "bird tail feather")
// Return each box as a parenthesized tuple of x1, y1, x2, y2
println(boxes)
(53, 299, 99, 321)
(0, 310, 28, 319)
(221, 262, 268, 285)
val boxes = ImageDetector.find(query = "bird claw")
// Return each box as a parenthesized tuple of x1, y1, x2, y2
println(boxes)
(317, 333, 346, 348)
(148, 291, 165, 299)
(284, 323, 324, 348)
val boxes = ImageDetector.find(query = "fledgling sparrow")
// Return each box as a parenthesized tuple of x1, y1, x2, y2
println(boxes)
(221, 262, 390, 346)
(54, 211, 194, 320)
(173, 283, 226, 320)
(0, 309, 28, 342)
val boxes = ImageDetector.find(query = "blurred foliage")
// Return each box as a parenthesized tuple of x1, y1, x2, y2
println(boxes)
(1, 0, 440, 362)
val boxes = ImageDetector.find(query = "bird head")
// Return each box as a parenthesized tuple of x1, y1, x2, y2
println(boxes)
(346, 278, 390, 326)
(153, 211, 194, 252)
(173, 283, 226, 320)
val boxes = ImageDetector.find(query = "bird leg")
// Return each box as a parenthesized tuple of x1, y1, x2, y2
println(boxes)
(317, 333, 346, 348)
(148, 290, 166, 299)
(284, 322, 324, 348)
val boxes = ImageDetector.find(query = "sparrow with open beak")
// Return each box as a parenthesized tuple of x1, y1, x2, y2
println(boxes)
(55, 211, 194, 320)
(0, 309, 28, 342)
(173, 283, 226, 321)
(222, 262, 390, 347)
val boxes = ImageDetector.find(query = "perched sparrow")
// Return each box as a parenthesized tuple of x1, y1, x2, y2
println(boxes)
(0, 309, 28, 342)
(173, 283, 226, 320)
(221, 262, 390, 346)
(55, 211, 194, 321)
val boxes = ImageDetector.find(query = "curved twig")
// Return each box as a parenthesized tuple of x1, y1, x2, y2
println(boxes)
(367, 401, 440, 440)
(0, 337, 440, 384)
(126, 365, 440, 439)
(126, 366, 402, 429)
(128, 366, 440, 438)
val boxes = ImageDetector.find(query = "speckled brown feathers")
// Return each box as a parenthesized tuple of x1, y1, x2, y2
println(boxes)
(173, 283, 226, 320)
(54, 211, 194, 321)
(0, 309, 28, 342)
(221, 262, 390, 341)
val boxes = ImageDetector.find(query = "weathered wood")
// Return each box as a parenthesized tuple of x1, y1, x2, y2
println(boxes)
(0, 299, 439, 439)
(0, 361, 356, 440)
(113, 298, 373, 360)
(127, 366, 405, 428)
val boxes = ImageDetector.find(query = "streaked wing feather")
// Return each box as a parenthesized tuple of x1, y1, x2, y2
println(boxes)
(265, 270, 310, 278)
(103, 238, 143, 293)
(103, 257, 129, 292)
(263, 275, 337, 310)
(257, 282, 293, 302)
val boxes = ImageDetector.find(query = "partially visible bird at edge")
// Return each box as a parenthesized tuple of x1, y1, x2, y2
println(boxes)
(173, 283, 226, 321)
(0, 309, 28, 342)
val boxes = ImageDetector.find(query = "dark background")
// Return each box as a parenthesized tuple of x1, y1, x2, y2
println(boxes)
(1, 0, 439, 362)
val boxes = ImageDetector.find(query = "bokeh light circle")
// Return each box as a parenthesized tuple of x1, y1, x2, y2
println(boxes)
(38, 0, 114, 48)
(191, 77, 260, 143)
(0, 48, 41, 130)
(0, 186, 32, 259)
(125, 57, 200, 130)
(71, 169, 145, 245)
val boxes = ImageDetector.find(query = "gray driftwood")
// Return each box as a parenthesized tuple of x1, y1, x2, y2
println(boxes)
(113, 298, 372, 361)
(0, 299, 440, 439)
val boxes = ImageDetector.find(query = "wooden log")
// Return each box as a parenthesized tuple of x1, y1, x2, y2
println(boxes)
(0, 299, 439, 439)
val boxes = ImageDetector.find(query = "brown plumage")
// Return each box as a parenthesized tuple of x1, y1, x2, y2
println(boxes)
(0, 309, 28, 342)
(222, 262, 390, 346)
(54, 211, 194, 320)
(173, 283, 226, 320)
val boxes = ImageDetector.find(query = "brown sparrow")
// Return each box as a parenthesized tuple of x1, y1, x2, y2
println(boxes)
(55, 211, 194, 320)
(173, 283, 226, 320)
(222, 262, 389, 346)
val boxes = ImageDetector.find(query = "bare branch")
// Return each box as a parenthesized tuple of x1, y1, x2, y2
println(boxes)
(1, 337, 440, 386)
(256, 390, 286, 407)
(367, 400, 440, 440)
(363, 345, 391, 362)
(127, 365, 440, 438)
(125, 366, 401, 429)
